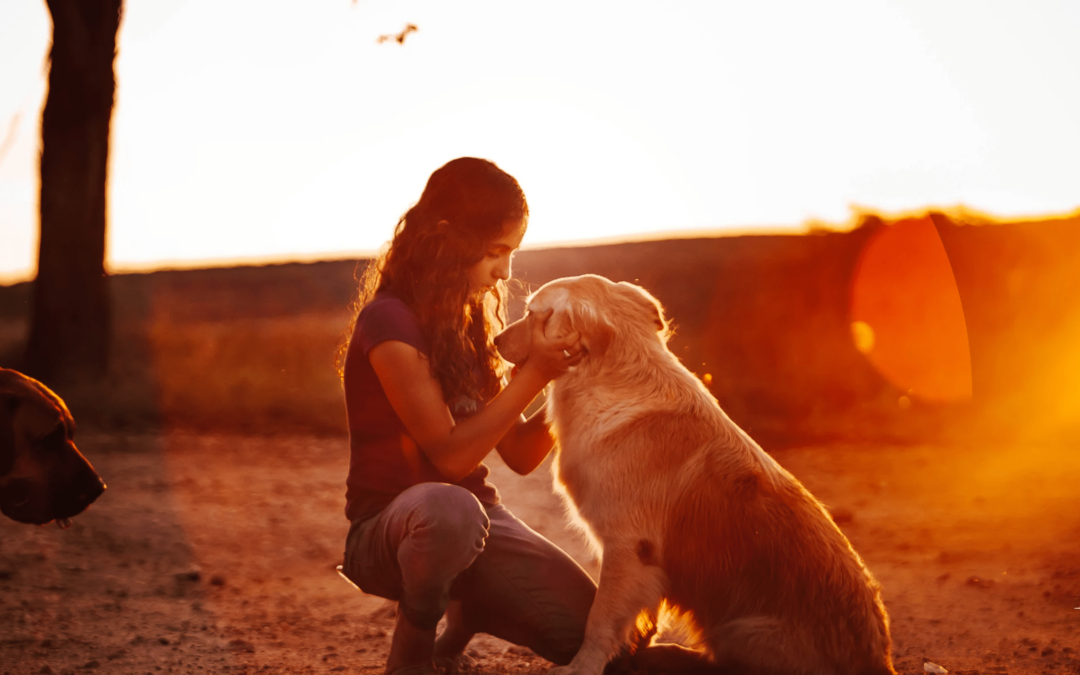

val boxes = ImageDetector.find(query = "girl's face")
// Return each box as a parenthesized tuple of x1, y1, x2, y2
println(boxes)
(467, 218, 526, 294)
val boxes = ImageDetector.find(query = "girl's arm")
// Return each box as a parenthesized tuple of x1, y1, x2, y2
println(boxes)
(367, 309, 578, 482)
(494, 405, 555, 476)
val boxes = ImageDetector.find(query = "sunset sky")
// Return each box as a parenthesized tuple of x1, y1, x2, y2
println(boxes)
(1, 0, 1078, 284)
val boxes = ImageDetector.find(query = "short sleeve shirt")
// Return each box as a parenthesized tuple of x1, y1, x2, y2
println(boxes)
(342, 289, 500, 522)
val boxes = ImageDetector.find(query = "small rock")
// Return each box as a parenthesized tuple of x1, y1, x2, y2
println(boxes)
(210, 575, 226, 586)
(80, 661, 100, 669)
(964, 576, 994, 589)
(38, 667, 54, 674)
(923, 661, 948, 674)
(505, 645, 535, 656)
(1041, 647, 1055, 656)
(0, 570, 14, 580)
(227, 638, 255, 653)
(175, 570, 201, 583)
(157, 638, 170, 646)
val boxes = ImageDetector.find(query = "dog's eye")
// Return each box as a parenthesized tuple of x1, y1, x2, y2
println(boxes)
(35, 424, 68, 451)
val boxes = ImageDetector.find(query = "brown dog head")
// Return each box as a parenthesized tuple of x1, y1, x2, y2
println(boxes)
(0, 368, 106, 526)
(495, 274, 669, 367)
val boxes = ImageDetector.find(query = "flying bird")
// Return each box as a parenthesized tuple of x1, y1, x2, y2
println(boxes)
(377, 23, 418, 45)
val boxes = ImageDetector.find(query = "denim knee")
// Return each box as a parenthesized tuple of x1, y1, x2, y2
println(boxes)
(403, 483, 490, 551)
(396, 484, 489, 629)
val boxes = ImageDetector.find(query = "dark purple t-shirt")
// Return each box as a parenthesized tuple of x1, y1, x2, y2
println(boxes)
(342, 290, 500, 522)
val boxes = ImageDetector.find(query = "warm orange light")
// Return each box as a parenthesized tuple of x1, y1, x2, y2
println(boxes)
(850, 217, 973, 403)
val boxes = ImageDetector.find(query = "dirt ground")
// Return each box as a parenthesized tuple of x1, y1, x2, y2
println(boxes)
(2, 431, 1078, 675)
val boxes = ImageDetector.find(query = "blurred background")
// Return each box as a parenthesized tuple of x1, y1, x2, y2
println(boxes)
(2, 3, 1080, 672)
(2, 0, 1078, 446)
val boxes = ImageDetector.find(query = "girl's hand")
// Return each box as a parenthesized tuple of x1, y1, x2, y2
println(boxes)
(520, 308, 584, 382)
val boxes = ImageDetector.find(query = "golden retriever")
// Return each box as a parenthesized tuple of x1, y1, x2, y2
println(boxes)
(494, 275, 895, 675)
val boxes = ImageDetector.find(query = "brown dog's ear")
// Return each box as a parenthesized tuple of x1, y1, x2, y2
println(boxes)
(12, 395, 62, 441)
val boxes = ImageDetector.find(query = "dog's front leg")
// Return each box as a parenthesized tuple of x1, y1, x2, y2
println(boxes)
(549, 543, 667, 675)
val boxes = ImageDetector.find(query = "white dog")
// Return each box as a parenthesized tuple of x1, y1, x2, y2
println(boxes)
(494, 275, 895, 675)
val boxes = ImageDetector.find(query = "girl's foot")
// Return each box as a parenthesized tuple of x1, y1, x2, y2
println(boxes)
(385, 610, 437, 675)
(434, 652, 478, 675)
(433, 601, 476, 674)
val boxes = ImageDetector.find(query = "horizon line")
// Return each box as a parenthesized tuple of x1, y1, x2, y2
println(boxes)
(3, 205, 1078, 287)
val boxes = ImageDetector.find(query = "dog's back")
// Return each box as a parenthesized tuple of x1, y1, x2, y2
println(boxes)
(663, 435, 894, 675)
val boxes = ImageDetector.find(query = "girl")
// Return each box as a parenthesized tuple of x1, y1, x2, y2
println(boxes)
(339, 157, 596, 674)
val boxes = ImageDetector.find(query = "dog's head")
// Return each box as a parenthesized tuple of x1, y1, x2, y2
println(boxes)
(0, 368, 106, 527)
(495, 274, 670, 368)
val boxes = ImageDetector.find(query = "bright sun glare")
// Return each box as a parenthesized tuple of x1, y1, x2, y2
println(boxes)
(1, 0, 1079, 283)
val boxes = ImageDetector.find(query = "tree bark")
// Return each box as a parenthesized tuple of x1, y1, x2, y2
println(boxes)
(25, 0, 122, 382)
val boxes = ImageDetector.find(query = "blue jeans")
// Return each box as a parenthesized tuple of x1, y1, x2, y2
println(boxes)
(342, 483, 597, 665)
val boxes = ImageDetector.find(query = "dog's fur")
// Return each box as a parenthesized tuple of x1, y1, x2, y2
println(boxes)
(0, 368, 106, 526)
(495, 275, 895, 675)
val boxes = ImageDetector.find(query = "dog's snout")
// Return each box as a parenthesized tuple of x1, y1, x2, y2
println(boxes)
(494, 320, 531, 365)
(77, 476, 107, 504)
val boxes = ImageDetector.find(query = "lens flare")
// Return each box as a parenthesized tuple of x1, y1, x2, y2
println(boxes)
(850, 216, 973, 403)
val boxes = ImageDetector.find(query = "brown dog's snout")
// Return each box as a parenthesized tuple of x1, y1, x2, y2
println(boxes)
(0, 456, 106, 525)
(55, 456, 107, 519)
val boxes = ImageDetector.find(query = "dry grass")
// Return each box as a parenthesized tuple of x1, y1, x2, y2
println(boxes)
(146, 311, 350, 435)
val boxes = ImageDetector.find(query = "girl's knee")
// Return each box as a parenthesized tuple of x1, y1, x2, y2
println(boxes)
(400, 484, 490, 552)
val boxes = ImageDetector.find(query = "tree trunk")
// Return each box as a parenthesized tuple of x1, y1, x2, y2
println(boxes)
(25, 0, 122, 383)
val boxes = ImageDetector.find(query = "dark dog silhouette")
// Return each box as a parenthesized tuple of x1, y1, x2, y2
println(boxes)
(0, 368, 106, 527)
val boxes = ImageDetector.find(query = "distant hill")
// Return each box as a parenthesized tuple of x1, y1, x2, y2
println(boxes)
(1, 211, 1078, 446)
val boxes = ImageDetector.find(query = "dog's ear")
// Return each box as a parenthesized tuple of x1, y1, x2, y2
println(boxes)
(566, 295, 614, 357)
(12, 395, 62, 442)
(617, 282, 669, 335)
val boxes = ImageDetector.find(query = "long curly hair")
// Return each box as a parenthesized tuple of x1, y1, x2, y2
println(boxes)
(339, 157, 528, 405)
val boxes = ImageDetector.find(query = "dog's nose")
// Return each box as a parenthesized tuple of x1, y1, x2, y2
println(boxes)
(82, 477, 107, 503)
(54, 470, 107, 519)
